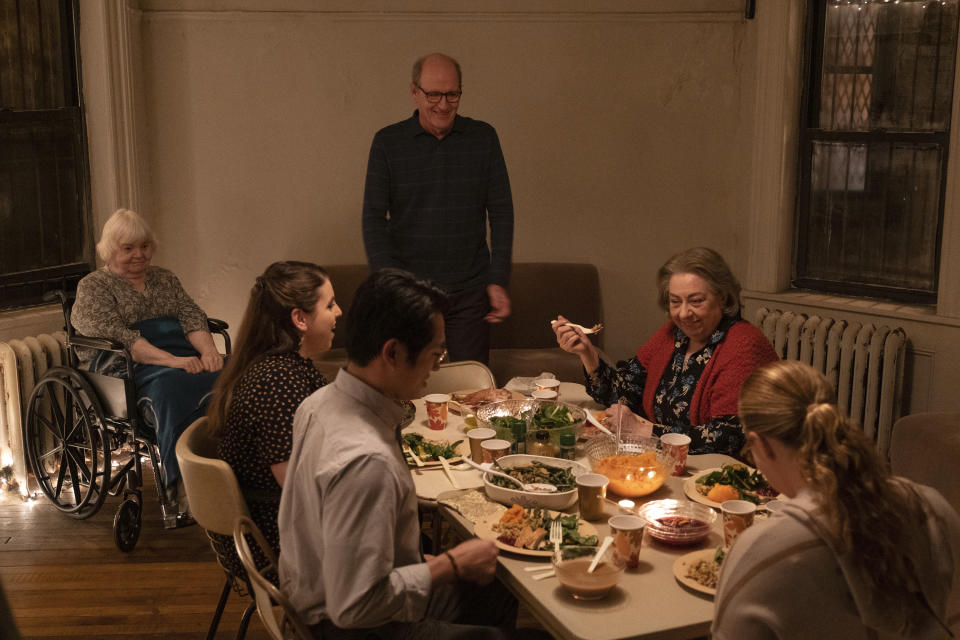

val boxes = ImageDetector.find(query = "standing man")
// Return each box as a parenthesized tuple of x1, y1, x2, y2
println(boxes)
(362, 52, 514, 364)
(277, 269, 519, 639)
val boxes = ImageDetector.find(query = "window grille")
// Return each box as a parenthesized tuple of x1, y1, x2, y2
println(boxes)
(0, 0, 92, 310)
(795, 0, 959, 303)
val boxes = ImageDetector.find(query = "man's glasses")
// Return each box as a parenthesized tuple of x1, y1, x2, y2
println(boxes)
(435, 349, 449, 365)
(416, 85, 462, 104)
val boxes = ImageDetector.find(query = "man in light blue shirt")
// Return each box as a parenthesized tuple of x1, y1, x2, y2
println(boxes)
(278, 269, 519, 639)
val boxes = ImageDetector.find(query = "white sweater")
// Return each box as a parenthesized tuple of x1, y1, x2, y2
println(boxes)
(712, 481, 960, 639)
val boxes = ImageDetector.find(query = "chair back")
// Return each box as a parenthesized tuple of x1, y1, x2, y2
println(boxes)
(890, 412, 960, 514)
(423, 360, 496, 396)
(234, 516, 312, 640)
(176, 417, 250, 535)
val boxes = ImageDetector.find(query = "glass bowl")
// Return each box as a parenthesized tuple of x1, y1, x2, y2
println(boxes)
(552, 545, 625, 600)
(475, 399, 585, 450)
(637, 499, 717, 545)
(584, 434, 667, 497)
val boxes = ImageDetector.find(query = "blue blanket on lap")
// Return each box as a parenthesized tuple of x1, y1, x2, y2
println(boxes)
(92, 316, 219, 489)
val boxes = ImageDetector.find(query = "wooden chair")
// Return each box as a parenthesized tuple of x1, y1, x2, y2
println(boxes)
(890, 412, 960, 514)
(233, 516, 312, 640)
(175, 417, 255, 640)
(423, 360, 496, 395)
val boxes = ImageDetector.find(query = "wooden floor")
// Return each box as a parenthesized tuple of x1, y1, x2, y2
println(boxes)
(1, 474, 269, 640)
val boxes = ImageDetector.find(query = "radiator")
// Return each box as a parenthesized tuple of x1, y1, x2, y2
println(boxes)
(754, 308, 906, 458)
(0, 332, 68, 495)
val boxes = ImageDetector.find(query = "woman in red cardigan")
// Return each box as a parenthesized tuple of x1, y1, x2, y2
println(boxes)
(553, 247, 777, 457)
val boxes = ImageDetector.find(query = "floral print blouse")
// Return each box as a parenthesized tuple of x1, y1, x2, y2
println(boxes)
(586, 314, 745, 456)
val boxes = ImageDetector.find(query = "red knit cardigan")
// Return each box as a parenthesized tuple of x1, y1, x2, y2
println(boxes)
(636, 319, 779, 426)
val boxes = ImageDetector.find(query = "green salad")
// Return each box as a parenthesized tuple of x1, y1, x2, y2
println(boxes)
(488, 404, 577, 433)
(488, 460, 577, 492)
(694, 463, 779, 504)
(402, 433, 463, 462)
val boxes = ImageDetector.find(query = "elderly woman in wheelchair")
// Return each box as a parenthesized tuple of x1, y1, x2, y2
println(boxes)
(70, 209, 224, 520)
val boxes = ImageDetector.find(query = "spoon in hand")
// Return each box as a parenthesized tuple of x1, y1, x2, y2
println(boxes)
(460, 456, 558, 493)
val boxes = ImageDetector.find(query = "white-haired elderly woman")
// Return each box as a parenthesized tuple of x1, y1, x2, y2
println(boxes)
(71, 209, 223, 513)
(554, 247, 778, 457)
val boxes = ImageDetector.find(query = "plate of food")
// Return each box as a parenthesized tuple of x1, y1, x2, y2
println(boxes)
(673, 547, 724, 596)
(474, 504, 599, 557)
(401, 433, 465, 468)
(684, 463, 780, 508)
(450, 388, 522, 415)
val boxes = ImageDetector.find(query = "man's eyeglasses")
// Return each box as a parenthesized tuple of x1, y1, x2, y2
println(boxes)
(435, 349, 449, 365)
(416, 85, 462, 104)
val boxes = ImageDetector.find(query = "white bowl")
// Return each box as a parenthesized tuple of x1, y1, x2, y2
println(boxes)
(482, 454, 589, 510)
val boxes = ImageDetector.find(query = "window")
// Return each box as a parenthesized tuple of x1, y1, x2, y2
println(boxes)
(0, 0, 92, 310)
(795, 0, 959, 304)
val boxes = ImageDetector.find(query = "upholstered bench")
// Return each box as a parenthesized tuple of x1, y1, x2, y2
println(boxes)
(314, 263, 603, 386)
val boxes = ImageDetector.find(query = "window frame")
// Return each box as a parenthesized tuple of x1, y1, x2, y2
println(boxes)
(0, 0, 94, 310)
(792, 0, 957, 305)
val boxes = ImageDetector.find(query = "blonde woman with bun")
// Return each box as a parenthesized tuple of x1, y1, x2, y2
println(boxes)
(713, 360, 960, 639)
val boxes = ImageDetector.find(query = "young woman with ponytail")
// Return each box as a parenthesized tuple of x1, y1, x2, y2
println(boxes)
(713, 360, 960, 639)
(205, 261, 341, 575)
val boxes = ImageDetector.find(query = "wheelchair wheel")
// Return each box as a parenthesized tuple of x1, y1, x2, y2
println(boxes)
(24, 367, 111, 519)
(113, 498, 142, 552)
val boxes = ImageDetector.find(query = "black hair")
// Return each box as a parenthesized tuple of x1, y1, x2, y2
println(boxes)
(346, 268, 449, 366)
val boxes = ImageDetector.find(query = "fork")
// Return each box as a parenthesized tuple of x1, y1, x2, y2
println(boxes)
(549, 519, 563, 562)
(549, 320, 604, 335)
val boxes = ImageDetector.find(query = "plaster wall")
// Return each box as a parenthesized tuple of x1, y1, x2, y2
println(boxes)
(133, 1, 753, 364)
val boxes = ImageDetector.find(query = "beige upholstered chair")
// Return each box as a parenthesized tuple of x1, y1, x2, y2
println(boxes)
(234, 516, 312, 640)
(176, 417, 255, 640)
(423, 360, 496, 395)
(890, 412, 960, 514)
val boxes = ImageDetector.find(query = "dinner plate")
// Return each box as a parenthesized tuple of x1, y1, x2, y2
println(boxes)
(473, 510, 598, 557)
(673, 548, 720, 596)
(683, 467, 780, 509)
(402, 439, 468, 468)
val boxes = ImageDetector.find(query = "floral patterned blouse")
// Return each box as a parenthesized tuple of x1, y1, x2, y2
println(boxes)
(586, 314, 745, 456)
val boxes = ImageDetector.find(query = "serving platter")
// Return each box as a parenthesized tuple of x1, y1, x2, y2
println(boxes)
(473, 510, 598, 558)
(449, 388, 524, 415)
(673, 548, 720, 597)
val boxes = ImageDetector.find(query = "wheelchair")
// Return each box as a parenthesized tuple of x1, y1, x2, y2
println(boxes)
(22, 290, 230, 552)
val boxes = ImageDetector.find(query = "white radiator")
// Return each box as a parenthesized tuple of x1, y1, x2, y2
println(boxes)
(0, 332, 68, 494)
(754, 308, 906, 458)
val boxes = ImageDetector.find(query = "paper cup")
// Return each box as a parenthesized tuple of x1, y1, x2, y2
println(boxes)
(467, 428, 496, 462)
(576, 473, 609, 521)
(660, 433, 691, 476)
(721, 500, 757, 549)
(481, 439, 511, 463)
(534, 378, 561, 399)
(424, 393, 450, 430)
(608, 514, 646, 569)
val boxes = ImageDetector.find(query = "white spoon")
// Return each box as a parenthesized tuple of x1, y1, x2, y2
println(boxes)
(588, 535, 615, 574)
(460, 456, 558, 493)
(584, 410, 615, 437)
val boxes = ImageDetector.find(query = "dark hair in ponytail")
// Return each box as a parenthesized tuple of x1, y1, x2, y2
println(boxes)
(738, 360, 926, 620)
(207, 261, 329, 431)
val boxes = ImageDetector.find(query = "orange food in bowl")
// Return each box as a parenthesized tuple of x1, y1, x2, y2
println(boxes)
(706, 484, 739, 503)
(593, 452, 666, 497)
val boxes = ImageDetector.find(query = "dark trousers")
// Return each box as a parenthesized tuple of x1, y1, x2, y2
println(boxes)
(310, 579, 520, 639)
(444, 285, 491, 365)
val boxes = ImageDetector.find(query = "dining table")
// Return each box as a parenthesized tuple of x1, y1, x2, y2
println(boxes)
(402, 382, 740, 640)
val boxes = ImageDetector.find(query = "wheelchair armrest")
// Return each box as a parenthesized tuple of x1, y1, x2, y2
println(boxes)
(207, 318, 229, 333)
(70, 334, 128, 354)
